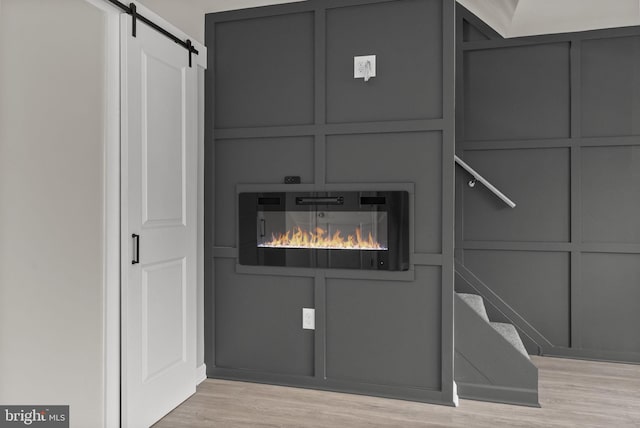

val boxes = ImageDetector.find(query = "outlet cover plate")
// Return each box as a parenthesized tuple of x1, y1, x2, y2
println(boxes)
(302, 308, 315, 330)
(354, 55, 376, 79)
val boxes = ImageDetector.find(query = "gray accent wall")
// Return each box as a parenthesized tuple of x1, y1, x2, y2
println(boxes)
(456, 6, 640, 363)
(205, 0, 456, 404)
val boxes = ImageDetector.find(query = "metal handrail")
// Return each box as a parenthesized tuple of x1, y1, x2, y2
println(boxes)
(455, 155, 516, 208)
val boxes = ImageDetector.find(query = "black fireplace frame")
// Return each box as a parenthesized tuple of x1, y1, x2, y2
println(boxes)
(238, 190, 410, 271)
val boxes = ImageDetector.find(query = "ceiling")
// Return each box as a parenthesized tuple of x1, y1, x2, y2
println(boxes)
(195, 0, 640, 38)
(457, 0, 640, 37)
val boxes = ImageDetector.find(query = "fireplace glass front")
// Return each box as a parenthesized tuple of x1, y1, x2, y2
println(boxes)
(239, 191, 409, 271)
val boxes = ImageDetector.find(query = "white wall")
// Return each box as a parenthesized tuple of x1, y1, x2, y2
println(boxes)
(0, 1, 108, 427)
(136, 0, 207, 43)
(136, 0, 306, 44)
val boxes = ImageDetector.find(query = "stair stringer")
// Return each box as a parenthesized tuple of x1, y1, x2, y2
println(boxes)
(455, 260, 552, 354)
(455, 294, 540, 407)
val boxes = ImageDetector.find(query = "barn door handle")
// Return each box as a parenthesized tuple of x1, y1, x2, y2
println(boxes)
(132, 234, 140, 265)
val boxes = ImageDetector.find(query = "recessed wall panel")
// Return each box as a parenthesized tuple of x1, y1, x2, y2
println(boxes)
(326, 0, 443, 123)
(581, 253, 640, 353)
(142, 259, 186, 381)
(326, 132, 442, 253)
(325, 267, 442, 389)
(214, 13, 314, 128)
(464, 43, 570, 141)
(463, 148, 570, 242)
(581, 36, 640, 137)
(582, 145, 640, 244)
(464, 250, 570, 347)
(143, 54, 184, 226)
(214, 137, 314, 247)
(214, 259, 314, 376)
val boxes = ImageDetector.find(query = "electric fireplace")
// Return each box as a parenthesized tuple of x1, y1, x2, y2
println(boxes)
(239, 191, 409, 271)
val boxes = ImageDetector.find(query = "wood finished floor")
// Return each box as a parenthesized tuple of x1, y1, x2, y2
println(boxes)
(154, 356, 640, 427)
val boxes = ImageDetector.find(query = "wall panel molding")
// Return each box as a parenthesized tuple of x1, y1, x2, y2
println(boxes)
(206, 0, 456, 404)
(457, 4, 640, 363)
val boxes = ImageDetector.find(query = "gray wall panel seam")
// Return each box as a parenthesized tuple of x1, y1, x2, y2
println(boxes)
(570, 38, 581, 350)
(315, 5, 327, 188)
(204, 17, 218, 373)
(462, 242, 574, 251)
(570, 252, 581, 349)
(440, 0, 456, 401)
(323, 0, 401, 11)
(214, 120, 447, 139)
(570, 40, 582, 139)
(314, 273, 327, 380)
(462, 242, 640, 254)
(461, 137, 640, 150)
(315, 133, 327, 188)
(461, 25, 640, 50)
(455, 6, 465, 264)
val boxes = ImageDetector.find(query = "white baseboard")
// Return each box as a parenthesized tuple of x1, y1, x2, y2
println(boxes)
(196, 364, 207, 385)
(453, 381, 459, 407)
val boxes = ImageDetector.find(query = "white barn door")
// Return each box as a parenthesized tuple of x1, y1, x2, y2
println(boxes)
(121, 11, 198, 428)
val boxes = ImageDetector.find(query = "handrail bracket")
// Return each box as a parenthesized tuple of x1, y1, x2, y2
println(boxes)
(454, 155, 517, 208)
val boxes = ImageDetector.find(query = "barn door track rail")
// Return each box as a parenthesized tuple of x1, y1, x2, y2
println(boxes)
(104, 0, 198, 67)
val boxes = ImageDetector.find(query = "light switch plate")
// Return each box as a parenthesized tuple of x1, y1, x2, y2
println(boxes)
(302, 308, 315, 330)
(354, 55, 376, 79)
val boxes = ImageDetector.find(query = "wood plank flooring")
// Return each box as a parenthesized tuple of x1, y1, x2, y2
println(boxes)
(154, 356, 640, 427)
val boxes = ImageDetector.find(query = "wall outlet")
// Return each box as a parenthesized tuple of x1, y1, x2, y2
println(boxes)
(354, 55, 376, 80)
(302, 308, 315, 330)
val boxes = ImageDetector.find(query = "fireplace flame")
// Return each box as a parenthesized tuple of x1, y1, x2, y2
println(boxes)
(259, 226, 386, 250)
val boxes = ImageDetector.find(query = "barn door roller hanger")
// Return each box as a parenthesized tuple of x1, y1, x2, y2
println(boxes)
(104, 0, 198, 67)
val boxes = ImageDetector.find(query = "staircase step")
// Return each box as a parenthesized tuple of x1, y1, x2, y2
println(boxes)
(457, 293, 489, 323)
(490, 322, 529, 359)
